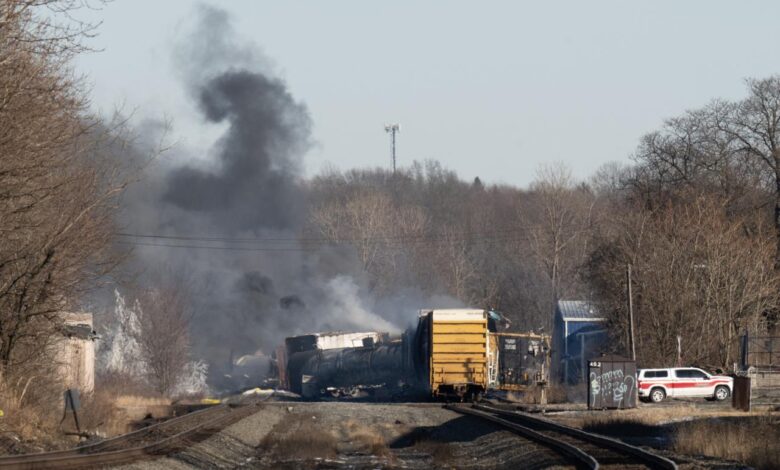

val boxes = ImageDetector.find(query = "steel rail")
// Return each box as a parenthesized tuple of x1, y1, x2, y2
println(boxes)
(0, 402, 259, 469)
(445, 404, 599, 469)
(473, 404, 678, 470)
(0, 404, 227, 467)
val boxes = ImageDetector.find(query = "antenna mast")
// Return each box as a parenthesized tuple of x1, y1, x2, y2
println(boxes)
(384, 123, 400, 173)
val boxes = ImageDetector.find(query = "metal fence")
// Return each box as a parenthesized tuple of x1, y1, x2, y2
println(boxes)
(739, 334, 780, 403)
(741, 335, 780, 370)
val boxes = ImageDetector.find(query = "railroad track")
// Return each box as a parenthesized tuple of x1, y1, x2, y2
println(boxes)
(445, 403, 678, 470)
(0, 400, 263, 469)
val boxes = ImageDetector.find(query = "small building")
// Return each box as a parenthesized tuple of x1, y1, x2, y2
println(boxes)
(553, 300, 608, 384)
(57, 313, 97, 393)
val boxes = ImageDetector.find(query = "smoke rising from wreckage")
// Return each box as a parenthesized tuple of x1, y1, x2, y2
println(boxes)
(117, 5, 459, 391)
(270, 309, 551, 401)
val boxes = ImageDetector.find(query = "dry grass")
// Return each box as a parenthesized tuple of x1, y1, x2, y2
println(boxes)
(262, 430, 339, 460)
(77, 391, 171, 437)
(79, 372, 174, 437)
(259, 414, 338, 460)
(113, 395, 170, 408)
(342, 419, 391, 457)
(578, 408, 780, 470)
(260, 415, 397, 464)
(547, 384, 570, 404)
(0, 371, 73, 453)
(672, 416, 780, 470)
(501, 385, 570, 404)
(573, 404, 773, 428)
(410, 436, 455, 465)
(96, 371, 158, 397)
(0, 376, 60, 436)
(0, 370, 175, 455)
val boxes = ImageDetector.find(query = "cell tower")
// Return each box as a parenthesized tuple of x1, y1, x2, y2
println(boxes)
(384, 123, 400, 173)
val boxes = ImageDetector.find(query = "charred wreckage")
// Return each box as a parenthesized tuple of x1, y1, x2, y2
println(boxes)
(264, 309, 550, 400)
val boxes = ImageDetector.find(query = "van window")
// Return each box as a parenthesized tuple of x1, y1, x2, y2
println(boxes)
(675, 369, 708, 379)
(644, 370, 668, 378)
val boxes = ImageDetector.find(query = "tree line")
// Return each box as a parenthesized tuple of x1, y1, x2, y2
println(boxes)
(307, 79, 780, 370)
(2, 1, 780, 407)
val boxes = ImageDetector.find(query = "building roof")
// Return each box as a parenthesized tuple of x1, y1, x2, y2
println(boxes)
(61, 312, 96, 340)
(572, 323, 608, 336)
(557, 300, 605, 321)
(62, 323, 97, 340)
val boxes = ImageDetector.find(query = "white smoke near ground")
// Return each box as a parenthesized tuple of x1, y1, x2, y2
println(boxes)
(97, 290, 209, 395)
(97, 290, 144, 378)
(173, 360, 210, 396)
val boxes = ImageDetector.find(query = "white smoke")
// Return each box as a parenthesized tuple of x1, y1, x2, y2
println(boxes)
(320, 276, 401, 334)
(173, 360, 210, 396)
(98, 290, 209, 396)
(97, 290, 144, 378)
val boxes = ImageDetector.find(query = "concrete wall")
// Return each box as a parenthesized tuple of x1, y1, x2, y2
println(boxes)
(747, 369, 780, 400)
(57, 313, 95, 393)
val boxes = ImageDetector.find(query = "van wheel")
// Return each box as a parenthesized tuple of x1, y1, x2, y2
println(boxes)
(650, 388, 666, 403)
(714, 385, 730, 401)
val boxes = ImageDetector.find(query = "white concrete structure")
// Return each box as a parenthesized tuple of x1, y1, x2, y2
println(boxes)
(57, 313, 96, 393)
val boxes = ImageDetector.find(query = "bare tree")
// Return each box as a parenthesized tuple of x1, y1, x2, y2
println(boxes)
(310, 188, 427, 295)
(720, 77, 780, 270)
(586, 193, 778, 367)
(133, 281, 194, 396)
(0, 0, 124, 377)
(522, 163, 596, 328)
(632, 77, 780, 269)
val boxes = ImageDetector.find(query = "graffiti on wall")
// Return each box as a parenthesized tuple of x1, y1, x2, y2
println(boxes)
(589, 363, 635, 408)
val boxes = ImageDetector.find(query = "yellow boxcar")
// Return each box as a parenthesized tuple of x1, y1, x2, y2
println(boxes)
(423, 309, 488, 399)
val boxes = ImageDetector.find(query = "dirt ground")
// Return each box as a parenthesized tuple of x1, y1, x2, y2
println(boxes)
(110, 399, 770, 469)
(252, 402, 574, 469)
(116, 401, 574, 469)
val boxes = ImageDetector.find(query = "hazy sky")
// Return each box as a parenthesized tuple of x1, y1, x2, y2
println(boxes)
(74, 1, 780, 187)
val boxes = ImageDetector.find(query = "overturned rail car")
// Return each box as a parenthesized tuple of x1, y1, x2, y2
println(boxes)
(274, 309, 549, 401)
(289, 343, 406, 398)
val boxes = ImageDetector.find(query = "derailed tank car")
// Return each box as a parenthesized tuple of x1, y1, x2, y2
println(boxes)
(276, 331, 403, 398)
(290, 343, 407, 398)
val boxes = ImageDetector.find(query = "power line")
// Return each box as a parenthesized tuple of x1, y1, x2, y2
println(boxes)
(115, 225, 594, 252)
(115, 240, 320, 252)
(118, 232, 500, 244)
(115, 226, 567, 244)
(115, 232, 552, 252)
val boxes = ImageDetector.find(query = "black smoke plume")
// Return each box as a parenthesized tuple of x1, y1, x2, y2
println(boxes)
(163, 69, 309, 231)
(118, 5, 459, 390)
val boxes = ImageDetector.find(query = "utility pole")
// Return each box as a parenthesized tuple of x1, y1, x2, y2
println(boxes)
(627, 264, 636, 361)
(384, 123, 400, 174)
(676, 335, 682, 367)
